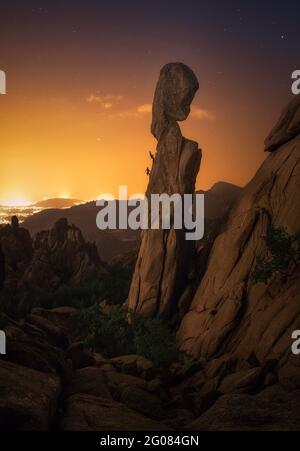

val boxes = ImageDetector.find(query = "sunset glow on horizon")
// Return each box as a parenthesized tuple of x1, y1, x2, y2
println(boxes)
(1, 1, 299, 205)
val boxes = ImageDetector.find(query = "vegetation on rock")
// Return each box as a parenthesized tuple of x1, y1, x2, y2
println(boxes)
(253, 227, 300, 284)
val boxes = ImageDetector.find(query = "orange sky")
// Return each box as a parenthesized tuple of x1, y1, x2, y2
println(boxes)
(0, 2, 297, 205)
(0, 78, 284, 204)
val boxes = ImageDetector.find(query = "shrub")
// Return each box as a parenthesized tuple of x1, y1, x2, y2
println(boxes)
(134, 317, 178, 366)
(253, 227, 300, 284)
(76, 304, 135, 357)
(75, 304, 179, 366)
(0, 263, 133, 320)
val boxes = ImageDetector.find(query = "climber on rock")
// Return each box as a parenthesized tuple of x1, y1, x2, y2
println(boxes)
(149, 151, 155, 161)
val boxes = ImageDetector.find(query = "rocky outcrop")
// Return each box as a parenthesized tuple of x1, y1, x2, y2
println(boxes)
(0, 217, 107, 288)
(177, 97, 300, 383)
(26, 218, 107, 288)
(0, 216, 33, 287)
(128, 63, 201, 318)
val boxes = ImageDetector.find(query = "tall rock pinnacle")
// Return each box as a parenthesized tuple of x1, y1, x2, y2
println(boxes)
(128, 63, 201, 318)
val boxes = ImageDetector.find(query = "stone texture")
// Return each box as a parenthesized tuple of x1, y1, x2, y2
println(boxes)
(63, 367, 112, 400)
(0, 360, 60, 431)
(218, 368, 263, 394)
(128, 63, 201, 318)
(110, 354, 155, 378)
(120, 385, 167, 420)
(265, 96, 300, 152)
(178, 98, 300, 379)
(60, 394, 169, 431)
(187, 385, 300, 431)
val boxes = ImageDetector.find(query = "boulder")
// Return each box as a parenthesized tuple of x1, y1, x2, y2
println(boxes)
(103, 369, 146, 399)
(120, 385, 167, 420)
(219, 368, 263, 394)
(31, 306, 78, 338)
(63, 367, 112, 400)
(66, 342, 96, 370)
(204, 354, 236, 380)
(0, 360, 60, 431)
(110, 354, 155, 378)
(60, 394, 169, 431)
(187, 385, 300, 431)
(5, 337, 71, 379)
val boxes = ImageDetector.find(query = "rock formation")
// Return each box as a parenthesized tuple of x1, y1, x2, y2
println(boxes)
(0, 216, 33, 287)
(128, 63, 201, 318)
(23, 218, 107, 288)
(0, 217, 106, 288)
(177, 96, 300, 388)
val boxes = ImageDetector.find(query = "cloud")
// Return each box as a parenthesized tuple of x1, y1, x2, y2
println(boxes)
(137, 103, 152, 114)
(86, 94, 123, 109)
(191, 106, 215, 121)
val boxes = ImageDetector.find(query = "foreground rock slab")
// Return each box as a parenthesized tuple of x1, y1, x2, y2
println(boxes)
(60, 394, 170, 431)
(0, 360, 60, 431)
(187, 385, 300, 431)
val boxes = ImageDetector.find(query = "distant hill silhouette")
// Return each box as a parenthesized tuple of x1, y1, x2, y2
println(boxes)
(196, 181, 242, 219)
(33, 198, 83, 209)
(23, 182, 241, 262)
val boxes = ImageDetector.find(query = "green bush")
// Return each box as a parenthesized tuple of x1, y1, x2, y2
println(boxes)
(253, 227, 300, 284)
(75, 304, 179, 366)
(0, 264, 133, 320)
(76, 304, 135, 357)
(134, 317, 178, 366)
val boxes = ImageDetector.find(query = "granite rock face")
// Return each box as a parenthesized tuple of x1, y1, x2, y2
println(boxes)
(265, 96, 300, 152)
(128, 63, 201, 318)
(177, 97, 300, 380)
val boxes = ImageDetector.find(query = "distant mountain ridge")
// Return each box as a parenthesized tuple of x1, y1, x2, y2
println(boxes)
(23, 182, 242, 262)
(33, 198, 83, 209)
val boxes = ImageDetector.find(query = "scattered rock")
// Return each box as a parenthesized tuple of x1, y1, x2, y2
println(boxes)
(25, 313, 69, 349)
(103, 370, 146, 399)
(5, 337, 71, 380)
(60, 394, 169, 431)
(110, 354, 155, 378)
(204, 354, 236, 380)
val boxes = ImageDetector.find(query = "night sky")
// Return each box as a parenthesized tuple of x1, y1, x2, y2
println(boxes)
(0, 0, 299, 203)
